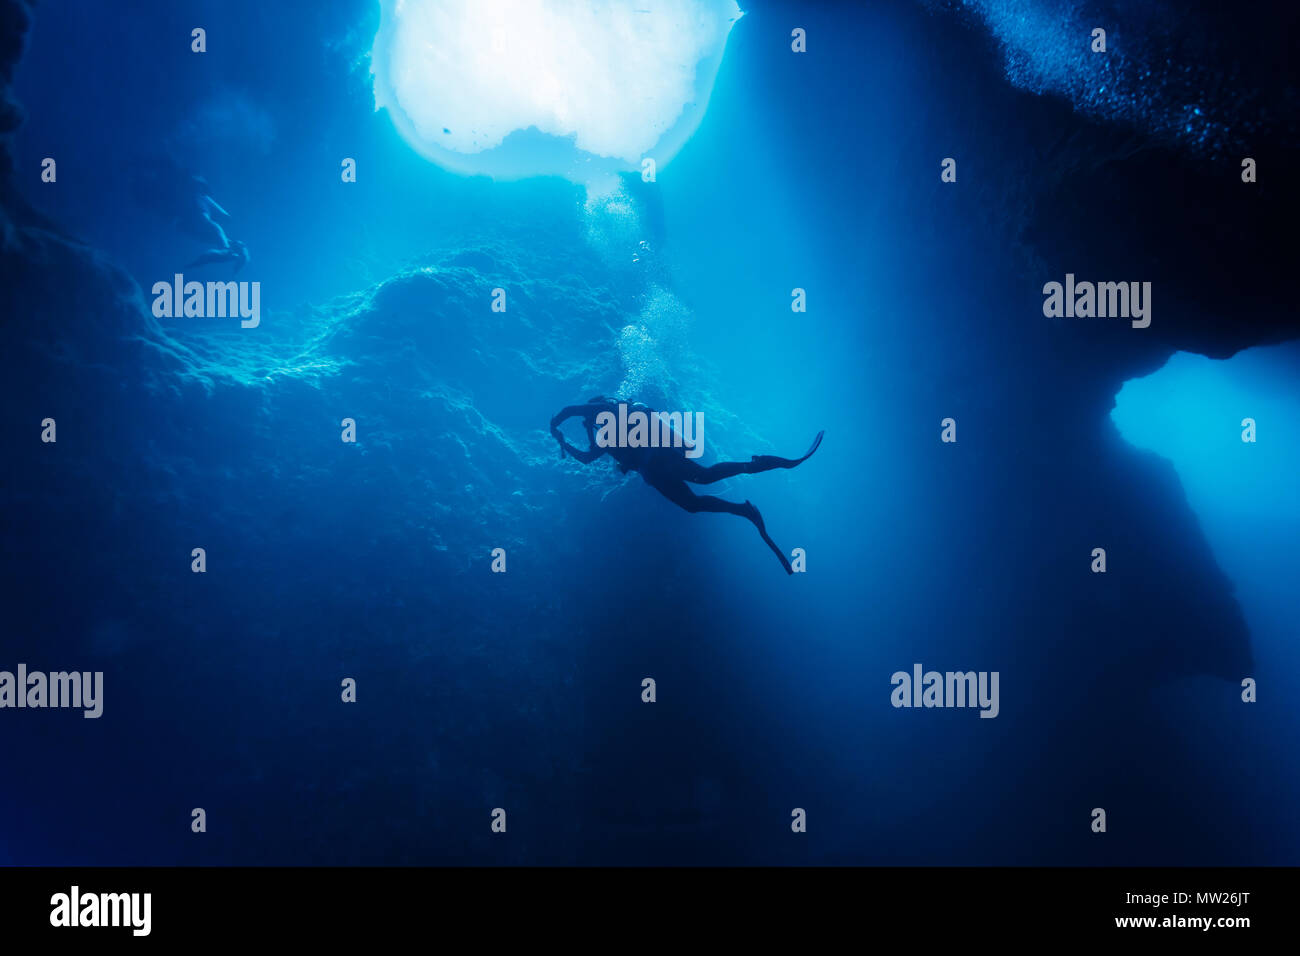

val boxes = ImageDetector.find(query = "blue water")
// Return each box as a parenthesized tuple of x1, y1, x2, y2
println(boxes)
(1, 0, 1296, 865)
(1114, 345, 1300, 848)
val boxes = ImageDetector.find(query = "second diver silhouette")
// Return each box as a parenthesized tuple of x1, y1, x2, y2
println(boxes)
(183, 178, 249, 273)
(551, 397, 823, 574)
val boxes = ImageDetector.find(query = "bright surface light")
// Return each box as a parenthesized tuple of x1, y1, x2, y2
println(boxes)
(371, 0, 743, 188)
(1112, 344, 1300, 644)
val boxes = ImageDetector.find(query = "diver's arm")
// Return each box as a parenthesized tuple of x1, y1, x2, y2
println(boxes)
(550, 404, 607, 430)
(552, 404, 608, 460)
(561, 439, 605, 464)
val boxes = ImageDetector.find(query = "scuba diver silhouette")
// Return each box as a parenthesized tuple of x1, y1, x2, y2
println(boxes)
(130, 159, 251, 273)
(177, 174, 249, 273)
(551, 397, 823, 574)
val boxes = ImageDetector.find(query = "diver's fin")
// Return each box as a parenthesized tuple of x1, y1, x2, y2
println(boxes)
(759, 526, 794, 575)
(744, 500, 795, 575)
(798, 430, 824, 464)
(750, 430, 825, 471)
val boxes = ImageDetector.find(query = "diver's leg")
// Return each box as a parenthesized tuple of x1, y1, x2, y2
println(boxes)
(682, 431, 825, 485)
(747, 430, 824, 474)
(649, 478, 794, 575)
(650, 477, 751, 517)
(675, 458, 751, 484)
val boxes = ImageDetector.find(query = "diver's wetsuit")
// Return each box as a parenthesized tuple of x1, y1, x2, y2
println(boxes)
(550, 398, 823, 574)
